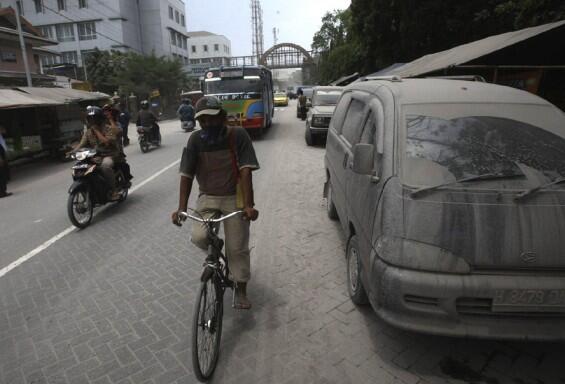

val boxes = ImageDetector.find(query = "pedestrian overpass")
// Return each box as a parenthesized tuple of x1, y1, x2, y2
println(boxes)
(227, 43, 317, 82)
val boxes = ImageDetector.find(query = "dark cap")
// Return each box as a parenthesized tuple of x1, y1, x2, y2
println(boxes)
(195, 96, 223, 119)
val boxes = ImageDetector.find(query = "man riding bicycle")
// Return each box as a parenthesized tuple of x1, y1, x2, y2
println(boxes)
(172, 96, 259, 309)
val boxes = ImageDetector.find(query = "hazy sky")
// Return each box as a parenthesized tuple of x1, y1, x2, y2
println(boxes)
(185, 0, 351, 57)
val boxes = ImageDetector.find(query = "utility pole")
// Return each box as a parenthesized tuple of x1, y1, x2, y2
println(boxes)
(14, 1, 32, 87)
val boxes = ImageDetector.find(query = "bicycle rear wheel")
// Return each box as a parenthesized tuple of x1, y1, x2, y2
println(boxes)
(192, 271, 223, 382)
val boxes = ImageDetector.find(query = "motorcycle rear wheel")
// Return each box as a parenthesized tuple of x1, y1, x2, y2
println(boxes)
(140, 140, 149, 153)
(67, 188, 93, 229)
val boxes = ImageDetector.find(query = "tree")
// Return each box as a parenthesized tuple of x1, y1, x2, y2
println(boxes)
(86, 50, 189, 108)
(312, 0, 565, 81)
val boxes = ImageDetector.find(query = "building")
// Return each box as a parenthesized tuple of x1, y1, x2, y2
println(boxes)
(185, 31, 231, 78)
(0, 0, 189, 70)
(0, 7, 58, 86)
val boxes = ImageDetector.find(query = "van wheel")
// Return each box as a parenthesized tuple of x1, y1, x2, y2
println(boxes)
(326, 182, 338, 220)
(346, 235, 368, 305)
(305, 127, 314, 146)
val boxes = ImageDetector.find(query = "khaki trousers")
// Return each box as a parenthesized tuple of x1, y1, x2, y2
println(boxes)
(191, 194, 251, 283)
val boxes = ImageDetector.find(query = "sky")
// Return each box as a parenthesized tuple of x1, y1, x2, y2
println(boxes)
(185, 0, 351, 57)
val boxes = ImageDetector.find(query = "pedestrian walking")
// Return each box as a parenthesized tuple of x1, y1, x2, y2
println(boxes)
(0, 124, 12, 198)
(171, 96, 260, 309)
(118, 102, 131, 146)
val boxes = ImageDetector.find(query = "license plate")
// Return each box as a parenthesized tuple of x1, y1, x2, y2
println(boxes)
(493, 289, 565, 312)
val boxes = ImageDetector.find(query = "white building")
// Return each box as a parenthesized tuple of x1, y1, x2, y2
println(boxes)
(1, 0, 189, 67)
(185, 31, 231, 78)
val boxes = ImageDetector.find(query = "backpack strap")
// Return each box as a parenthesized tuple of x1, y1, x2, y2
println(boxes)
(227, 127, 240, 180)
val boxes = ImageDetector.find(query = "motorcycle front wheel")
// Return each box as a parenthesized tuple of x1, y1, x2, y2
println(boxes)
(67, 188, 93, 229)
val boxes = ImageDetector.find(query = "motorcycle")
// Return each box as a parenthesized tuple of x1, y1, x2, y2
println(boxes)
(181, 120, 195, 132)
(67, 149, 129, 229)
(137, 124, 161, 153)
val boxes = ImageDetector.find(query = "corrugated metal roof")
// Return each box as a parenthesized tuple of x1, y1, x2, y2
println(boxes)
(0, 89, 58, 109)
(388, 20, 565, 78)
(0, 88, 109, 109)
(16, 87, 109, 103)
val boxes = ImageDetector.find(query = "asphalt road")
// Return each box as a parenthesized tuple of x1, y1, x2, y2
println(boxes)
(1, 101, 564, 384)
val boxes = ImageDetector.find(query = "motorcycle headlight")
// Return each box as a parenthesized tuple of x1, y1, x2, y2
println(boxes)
(75, 152, 88, 161)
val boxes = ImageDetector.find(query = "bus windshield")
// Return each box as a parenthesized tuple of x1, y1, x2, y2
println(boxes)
(205, 78, 263, 95)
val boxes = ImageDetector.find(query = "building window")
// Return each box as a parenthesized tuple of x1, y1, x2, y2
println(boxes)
(203, 45, 208, 52)
(214, 44, 219, 52)
(56, 24, 75, 42)
(78, 21, 96, 40)
(190, 59, 199, 64)
(170, 30, 176, 46)
(38, 25, 54, 39)
(182, 37, 187, 50)
(61, 50, 78, 64)
(57, 0, 66, 11)
(175, 10, 179, 23)
(80, 49, 95, 65)
(41, 55, 59, 66)
(168, 6, 173, 19)
(0, 51, 17, 62)
(191, 45, 196, 53)
(181, 14, 185, 26)
(79, 0, 87, 8)
(34, 0, 43, 13)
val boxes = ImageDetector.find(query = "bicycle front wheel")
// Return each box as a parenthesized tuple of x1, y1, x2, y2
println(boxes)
(192, 272, 223, 382)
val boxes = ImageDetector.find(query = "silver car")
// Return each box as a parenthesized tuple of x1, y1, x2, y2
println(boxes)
(305, 86, 343, 146)
(324, 77, 565, 340)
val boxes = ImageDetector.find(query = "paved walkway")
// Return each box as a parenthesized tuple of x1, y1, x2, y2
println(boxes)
(1, 104, 564, 384)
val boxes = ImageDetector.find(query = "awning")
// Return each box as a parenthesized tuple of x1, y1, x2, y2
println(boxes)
(387, 20, 565, 78)
(0, 89, 58, 109)
(0, 87, 109, 110)
(15, 87, 109, 103)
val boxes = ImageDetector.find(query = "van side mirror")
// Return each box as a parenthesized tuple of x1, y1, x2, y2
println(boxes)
(353, 143, 375, 176)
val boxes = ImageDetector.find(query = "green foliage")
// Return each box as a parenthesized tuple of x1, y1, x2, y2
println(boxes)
(86, 49, 188, 104)
(312, 0, 565, 83)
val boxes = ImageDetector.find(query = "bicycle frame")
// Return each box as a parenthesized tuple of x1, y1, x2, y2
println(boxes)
(180, 210, 243, 305)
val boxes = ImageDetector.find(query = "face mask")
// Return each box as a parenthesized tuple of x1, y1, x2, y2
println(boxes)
(200, 124, 223, 143)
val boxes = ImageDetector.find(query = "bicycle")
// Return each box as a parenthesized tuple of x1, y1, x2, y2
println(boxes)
(179, 209, 243, 382)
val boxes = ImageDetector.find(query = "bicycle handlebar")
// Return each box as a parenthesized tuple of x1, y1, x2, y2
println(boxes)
(179, 210, 243, 224)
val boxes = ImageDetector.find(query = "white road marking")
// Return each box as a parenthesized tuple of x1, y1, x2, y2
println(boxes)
(0, 159, 181, 279)
(34, 219, 43, 223)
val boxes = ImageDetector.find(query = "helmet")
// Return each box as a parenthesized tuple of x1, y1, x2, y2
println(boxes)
(86, 105, 105, 125)
(195, 96, 224, 119)
(181, 97, 190, 104)
(140, 100, 150, 109)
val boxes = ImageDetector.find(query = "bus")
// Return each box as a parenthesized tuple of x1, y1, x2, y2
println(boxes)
(201, 66, 274, 135)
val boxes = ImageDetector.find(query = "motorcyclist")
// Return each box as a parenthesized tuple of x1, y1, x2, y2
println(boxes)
(177, 98, 195, 131)
(136, 100, 160, 142)
(102, 104, 133, 186)
(73, 106, 122, 200)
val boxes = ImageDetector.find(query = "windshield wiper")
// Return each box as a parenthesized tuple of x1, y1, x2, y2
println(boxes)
(410, 173, 525, 198)
(514, 177, 565, 202)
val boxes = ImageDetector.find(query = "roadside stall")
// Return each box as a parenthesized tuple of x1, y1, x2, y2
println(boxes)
(0, 87, 109, 161)
(375, 20, 565, 110)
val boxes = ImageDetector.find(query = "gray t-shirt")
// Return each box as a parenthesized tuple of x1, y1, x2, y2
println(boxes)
(179, 126, 259, 196)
